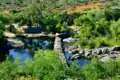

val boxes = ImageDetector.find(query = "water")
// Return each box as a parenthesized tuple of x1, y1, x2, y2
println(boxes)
(8, 37, 54, 61)
(64, 52, 90, 66)
(64, 43, 90, 66)
(9, 49, 33, 61)
(0, 37, 89, 66)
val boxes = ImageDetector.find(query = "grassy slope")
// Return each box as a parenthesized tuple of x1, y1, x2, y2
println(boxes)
(66, 1, 111, 14)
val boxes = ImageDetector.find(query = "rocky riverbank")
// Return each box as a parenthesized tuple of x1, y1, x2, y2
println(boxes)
(67, 46, 120, 62)
(7, 39, 24, 48)
(17, 33, 55, 38)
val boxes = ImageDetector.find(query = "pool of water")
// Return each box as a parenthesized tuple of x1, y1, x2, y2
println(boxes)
(8, 37, 54, 61)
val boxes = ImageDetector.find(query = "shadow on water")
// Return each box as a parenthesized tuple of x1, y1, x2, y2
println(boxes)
(0, 44, 11, 62)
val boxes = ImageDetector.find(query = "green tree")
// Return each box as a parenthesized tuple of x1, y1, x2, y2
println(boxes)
(112, 0, 120, 7)
(0, 22, 6, 45)
(21, 0, 58, 26)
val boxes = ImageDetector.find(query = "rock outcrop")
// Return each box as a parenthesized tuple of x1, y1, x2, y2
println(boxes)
(69, 46, 120, 61)
(7, 39, 24, 48)
(17, 33, 55, 38)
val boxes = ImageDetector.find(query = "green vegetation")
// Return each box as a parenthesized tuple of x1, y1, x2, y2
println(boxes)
(0, 12, 13, 24)
(0, 22, 6, 45)
(1, 50, 120, 80)
(0, 12, 10, 45)
(73, 9, 120, 48)
(0, 0, 32, 6)
(0, 50, 83, 80)
(82, 57, 120, 80)
(1, 0, 120, 80)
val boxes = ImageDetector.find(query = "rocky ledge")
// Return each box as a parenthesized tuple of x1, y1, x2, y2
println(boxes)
(69, 46, 120, 61)
(7, 39, 24, 48)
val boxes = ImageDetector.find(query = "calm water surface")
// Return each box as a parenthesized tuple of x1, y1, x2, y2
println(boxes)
(9, 37, 54, 61)
(6, 37, 90, 66)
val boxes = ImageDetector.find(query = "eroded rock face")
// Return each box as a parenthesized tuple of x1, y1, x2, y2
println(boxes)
(69, 46, 120, 60)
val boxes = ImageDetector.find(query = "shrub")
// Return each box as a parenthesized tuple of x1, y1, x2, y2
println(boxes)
(73, 9, 120, 48)
(0, 50, 84, 80)
(0, 12, 12, 24)
(0, 22, 7, 45)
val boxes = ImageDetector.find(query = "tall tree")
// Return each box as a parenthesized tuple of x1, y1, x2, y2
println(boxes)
(112, 0, 120, 7)
(22, 0, 58, 26)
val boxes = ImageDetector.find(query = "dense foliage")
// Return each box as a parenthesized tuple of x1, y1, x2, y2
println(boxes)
(0, 13, 10, 45)
(73, 9, 120, 48)
(1, 50, 120, 80)
(1, 0, 120, 80)
(15, 11, 75, 33)
(0, 22, 6, 45)
(0, 12, 13, 24)
(0, 0, 32, 6)
(0, 50, 83, 80)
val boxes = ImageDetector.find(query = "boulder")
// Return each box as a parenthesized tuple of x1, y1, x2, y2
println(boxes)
(85, 49, 92, 57)
(100, 55, 112, 62)
(92, 48, 102, 56)
(79, 50, 85, 55)
(101, 47, 110, 54)
(70, 54, 81, 60)
(67, 46, 120, 60)
(112, 46, 120, 51)
(63, 37, 78, 43)
(110, 51, 120, 54)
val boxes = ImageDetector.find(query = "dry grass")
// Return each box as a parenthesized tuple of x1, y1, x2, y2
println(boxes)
(63, 1, 111, 14)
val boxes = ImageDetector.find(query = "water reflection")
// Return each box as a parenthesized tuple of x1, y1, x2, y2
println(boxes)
(9, 49, 33, 61)
(0, 45, 10, 62)
(9, 37, 54, 61)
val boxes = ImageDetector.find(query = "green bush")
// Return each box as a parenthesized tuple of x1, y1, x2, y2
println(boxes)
(82, 58, 120, 80)
(73, 9, 120, 48)
(0, 50, 84, 80)
(1, 51, 120, 80)
(0, 12, 13, 24)
(0, 22, 7, 45)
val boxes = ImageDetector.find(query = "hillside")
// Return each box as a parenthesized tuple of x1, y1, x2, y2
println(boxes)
(67, 1, 111, 13)
(0, 0, 31, 10)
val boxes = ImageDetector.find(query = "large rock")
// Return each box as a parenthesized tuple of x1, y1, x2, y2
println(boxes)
(112, 46, 120, 51)
(70, 54, 81, 60)
(7, 39, 24, 48)
(85, 49, 92, 57)
(100, 56, 112, 62)
(4, 32, 16, 38)
(79, 50, 85, 55)
(63, 37, 78, 43)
